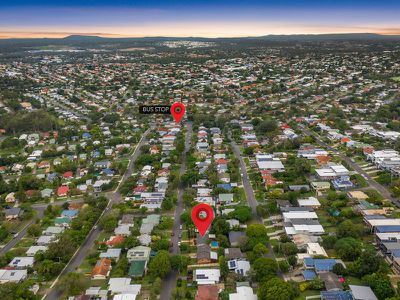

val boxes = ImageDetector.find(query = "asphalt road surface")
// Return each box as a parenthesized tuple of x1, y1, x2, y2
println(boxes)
(0, 199, 83, 255)
(300, 125, 400, 208)
(44, 128, 150, 300)
(230, 138, 281, 270)
(160, 122, 192, 300)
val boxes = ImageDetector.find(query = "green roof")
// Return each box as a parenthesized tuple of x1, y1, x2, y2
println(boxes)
(128, 260, 146, 277)
(55, 217, 72, 225)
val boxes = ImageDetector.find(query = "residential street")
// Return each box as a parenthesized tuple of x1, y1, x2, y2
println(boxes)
(230, 139, 280, 266)
(160, 122, 192, 300)
(0, 199, 83, 255)
(300, 125, 400, 208)
(44, 128, 150, 300)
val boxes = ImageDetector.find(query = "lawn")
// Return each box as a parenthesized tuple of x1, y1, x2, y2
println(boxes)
(294, 289, 321, 300)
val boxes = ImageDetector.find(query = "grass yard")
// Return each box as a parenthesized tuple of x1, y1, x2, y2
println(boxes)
(295, 289, 321, 300)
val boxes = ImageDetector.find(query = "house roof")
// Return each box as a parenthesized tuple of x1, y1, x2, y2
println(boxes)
(195, 285, 219, 300)
(128, 260, 146, 277)
(91, 258, 112, 277)
(349, 285, 378, 300)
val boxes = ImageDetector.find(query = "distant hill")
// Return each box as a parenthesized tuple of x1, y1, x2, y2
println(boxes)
(253, 33, 400, 41)
(0, 33, 399, 47)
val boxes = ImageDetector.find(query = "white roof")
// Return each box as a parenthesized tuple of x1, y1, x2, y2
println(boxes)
(26, 245, 48, 256)
(0, 269, 27, 283)
(307, 243, 328, 256)
(229, 286, 258, 300)
(367, 219, 400, 227)
(194, 268, 220, 285)
(9, 256, 35, 268)
(283, 211, 318, 220)
(349, 285, 378, 300)
(108, 278, 141, 295)
(298, 197, 321, 207)
(257, 160, 284, 170)
(113, 294, 137, 300)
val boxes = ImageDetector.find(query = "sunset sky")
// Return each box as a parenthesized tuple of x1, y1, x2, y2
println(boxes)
(1, 0, 400, 38)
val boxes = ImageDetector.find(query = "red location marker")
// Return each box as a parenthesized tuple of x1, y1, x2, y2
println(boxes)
(171, 102, 185, 124)
(191, 203, 214, 237)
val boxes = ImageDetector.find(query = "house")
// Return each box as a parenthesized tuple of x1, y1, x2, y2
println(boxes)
(127, 259, 147, 278)
(332, 176, 354, 190)
(224, 248, 245, 260)
(255, 154, 285, 172)
(0, 269, 27, 283)
(349, 285, 378, 300)
(227, 259, 251, 276)
(107, 277, 141, 296)
(62, 209, 79, 218)
(9, 257, 35, 269)
(106, 235, 125, 247)
(91, 258, 112, 280)
(5, 207, 22, 220)
(114, 224, 132, 236)
(43, 226, 64, 236)
(194, 269, 221, 285)
(57, 185, 69, 197)
(304, 258, 341, 273)
(100, 248, 122, 261)
(41, 188, 54, 198)
(197, 244, 218, 264)
(55, 217, 72, 227)
(320, 291, 353, 300)
(195, 285, 219, 300)
(218, 193, 234, 204)
(297, 197, 321, 208)
(311, 181, 331, 192)
(319, 272, 343, 291)
(229, 231, 246, 247)
(5, 192, 16, 203)
(26, 245, 48, 256)
(37, 235, 57, 245)
(229, 285, 258, 300)
(127, 246, 151, 263)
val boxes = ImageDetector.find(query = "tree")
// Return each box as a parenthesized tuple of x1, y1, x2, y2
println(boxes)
(36, 259, 64, 280)
(99, 214, 118, 233)
(337, 220, 364, 238)
(229, 206, 252, 223)
(253, 243, 268, 257)
(332, 263, 347, 276)
(0, 282, 36, 300)
(287, 255, 297, 267)
(362, 273, 394, 300)
(246, 224, 269, 249)
(219, 256, 229, 280)
(348, 248, 387, 277)
(212, 218, 230, 236)
(334, 237, 362, 261)
(170, 255, 189, 272)
(309, 278, 324, 290)
(57, 272, 89, 296)
(253, 257, 278, 281)
(258, 277, 296, 300)
(148, 250, 171, 278)
(27, 224, 41, 237)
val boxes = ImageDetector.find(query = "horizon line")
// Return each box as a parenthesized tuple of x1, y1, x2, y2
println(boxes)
(1, 31, 400, 40)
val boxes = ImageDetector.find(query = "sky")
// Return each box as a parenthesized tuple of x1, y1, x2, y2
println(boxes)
(1, 0, 400, 38)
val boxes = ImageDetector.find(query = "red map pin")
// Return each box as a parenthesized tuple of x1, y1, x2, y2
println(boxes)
(171, 102, 185, 124)
(191, 203, 214, 237)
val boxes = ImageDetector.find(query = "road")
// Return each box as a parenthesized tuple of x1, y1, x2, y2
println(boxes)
(299, 125, 400, 208)
(44, 128, 150, 300)
(160, 122, 192, 300)
(230, 139, 281, 263)
(0, 199, 83, 255)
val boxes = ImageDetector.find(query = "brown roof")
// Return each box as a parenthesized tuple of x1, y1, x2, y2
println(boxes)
(225, 248, 245, 260)
(195, 285, 219, 300)
(91, 258, 111, 277)
(197, 244, 211, 261)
